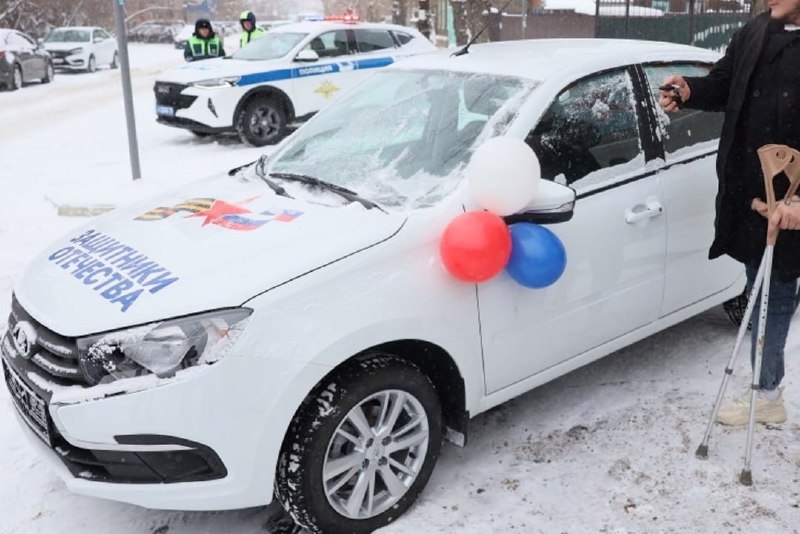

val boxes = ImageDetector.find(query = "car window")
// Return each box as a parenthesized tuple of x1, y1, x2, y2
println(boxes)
(45, 29, 90, 42)
(643, 63, 723, 161)
(354, 29, 395, 53)
(233, 32, 307, 60)
(10, 32, 34, 47)
(392, 31, 413, 45)
(525, 68, 642, 191)
(100, 29, 112, 40)
(303, 30, 353, 58)
(93, 29, 103, 41)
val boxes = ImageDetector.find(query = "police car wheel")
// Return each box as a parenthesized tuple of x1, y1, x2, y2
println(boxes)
(236, 97, 287, 147)
(275, 356, 442, 534)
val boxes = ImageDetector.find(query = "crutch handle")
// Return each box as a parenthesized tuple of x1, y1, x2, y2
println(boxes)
(757, 144, 800, 245)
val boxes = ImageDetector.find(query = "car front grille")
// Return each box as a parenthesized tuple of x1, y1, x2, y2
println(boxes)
(154, 82, 197, 110)
(3, 295, 86, 386)
(49, 50, 69, 59)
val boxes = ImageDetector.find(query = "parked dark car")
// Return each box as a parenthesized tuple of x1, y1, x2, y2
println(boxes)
(0, 29, 54, 90)
(128, 20, 184, 43)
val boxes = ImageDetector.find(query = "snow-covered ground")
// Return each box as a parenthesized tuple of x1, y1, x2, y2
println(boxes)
(2, 44, 800, 534)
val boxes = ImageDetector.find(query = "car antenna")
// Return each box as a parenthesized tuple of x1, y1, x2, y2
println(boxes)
(451, 0, 516, 57)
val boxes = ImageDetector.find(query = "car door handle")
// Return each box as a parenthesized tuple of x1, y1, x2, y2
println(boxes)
(625, 199, 663, 224)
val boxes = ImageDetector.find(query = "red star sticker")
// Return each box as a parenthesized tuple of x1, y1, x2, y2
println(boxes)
(187, 200, 251, 226)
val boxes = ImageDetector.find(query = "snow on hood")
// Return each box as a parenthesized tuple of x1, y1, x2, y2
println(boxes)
(15, 172, 405, 337)
(156, 57, 286, 84)
(42, 42, 90, 52)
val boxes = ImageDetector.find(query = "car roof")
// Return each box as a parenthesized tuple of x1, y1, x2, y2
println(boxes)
(49, 26, 102, 31)
(270, 20, 422, 35)
(395, 38, 720, 82)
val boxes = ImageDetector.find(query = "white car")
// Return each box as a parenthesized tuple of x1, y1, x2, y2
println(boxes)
(42, 26, 118, 73)
(153, 19, 436, 145)
(3, 39, 742, 533)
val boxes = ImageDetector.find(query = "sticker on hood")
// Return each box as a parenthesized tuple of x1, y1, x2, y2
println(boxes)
(47, 229, 179, 313)
(135, 196, 303, 231)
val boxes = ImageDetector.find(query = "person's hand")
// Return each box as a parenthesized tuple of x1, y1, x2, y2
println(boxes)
(752, 198, 770, 219)
(768, 196, 800, 244)
(659, 75, 691, 113)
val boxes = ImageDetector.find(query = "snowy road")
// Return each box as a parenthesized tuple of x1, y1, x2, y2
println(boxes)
(2, 44, 800, 534)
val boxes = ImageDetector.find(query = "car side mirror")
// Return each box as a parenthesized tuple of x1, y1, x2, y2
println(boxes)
(504, 179, 576, 225)
(294, 49, 319, 62)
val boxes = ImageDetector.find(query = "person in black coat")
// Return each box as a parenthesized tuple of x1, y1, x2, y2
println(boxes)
(659, 1, 800, 426)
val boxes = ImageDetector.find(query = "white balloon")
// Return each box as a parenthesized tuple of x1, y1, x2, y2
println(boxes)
(466, 137, 541, 216)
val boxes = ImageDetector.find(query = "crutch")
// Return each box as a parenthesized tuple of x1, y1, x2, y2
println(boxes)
(695, 144, 800, 486)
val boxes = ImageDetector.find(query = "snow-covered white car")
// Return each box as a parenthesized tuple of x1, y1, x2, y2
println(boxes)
(42, 26, 118, 73)
(3, 39, 742, 533)
(153, 19, 436, 145)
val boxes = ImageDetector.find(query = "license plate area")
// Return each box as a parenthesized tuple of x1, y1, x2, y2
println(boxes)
(3, 360, 51, 444)
(156, 105, 175, 117)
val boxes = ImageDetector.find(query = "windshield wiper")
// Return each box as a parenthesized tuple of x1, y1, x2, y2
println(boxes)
(227, 155, 291, 198)
(269, 172, 385, 212)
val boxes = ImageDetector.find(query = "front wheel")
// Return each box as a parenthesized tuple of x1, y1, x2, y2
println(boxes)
(110, 51, 118, 69)
(236, 96, 288, 147)
(86, 55, 96, 73)
(10, 64, 22, 90)
(275, 357, 443, 534)
(42, 61, 54, 83)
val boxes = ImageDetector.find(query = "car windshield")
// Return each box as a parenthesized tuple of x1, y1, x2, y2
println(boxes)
(268, 70, 536, 210)
(232, 32, 307, 60)
(46, 29, 90, 42)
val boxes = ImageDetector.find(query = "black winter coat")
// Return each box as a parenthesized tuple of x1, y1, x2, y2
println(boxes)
(684, 12, 800, 278)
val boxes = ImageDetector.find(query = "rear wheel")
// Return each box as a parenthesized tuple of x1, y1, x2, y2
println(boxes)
(236, 96, 288, 147)
(86, 55, 96, 73)
(42, 61, 54, 83)
(10, 65, 22, 90)
(275, 356, 442, 534)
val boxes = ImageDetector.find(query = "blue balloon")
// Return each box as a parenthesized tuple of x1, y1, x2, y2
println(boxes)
(506, 223, 567, 288)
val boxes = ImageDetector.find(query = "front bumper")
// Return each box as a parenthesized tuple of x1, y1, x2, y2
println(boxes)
(1, 305, 330, 510)
(51, 54, 87, 70)
(154, 81, 240, 131)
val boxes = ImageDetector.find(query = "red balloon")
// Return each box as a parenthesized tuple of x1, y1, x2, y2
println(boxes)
(440, 211, 511, 282)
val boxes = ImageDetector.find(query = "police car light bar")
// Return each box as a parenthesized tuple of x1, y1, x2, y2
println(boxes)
(304, 14, 361, 23)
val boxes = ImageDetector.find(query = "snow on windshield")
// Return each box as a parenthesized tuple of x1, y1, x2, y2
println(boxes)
(232, 32, 307, 60)
(46, 29, 90, 43)
(268, 70, 536, 210)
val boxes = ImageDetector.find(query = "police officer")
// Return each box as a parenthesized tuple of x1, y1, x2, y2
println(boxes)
(239, 10, 266, 48)
(184, 19, 225, 62)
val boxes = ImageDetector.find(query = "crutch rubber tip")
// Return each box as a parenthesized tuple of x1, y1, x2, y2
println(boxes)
(695, 444, 709, 459)
(739, 469, 753, 486)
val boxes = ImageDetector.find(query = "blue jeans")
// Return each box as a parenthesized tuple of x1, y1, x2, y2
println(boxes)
(746, 262, 799, 390)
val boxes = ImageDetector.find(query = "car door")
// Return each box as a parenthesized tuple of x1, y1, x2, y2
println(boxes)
(478, 67, 667, 393)
(638, 63, 743, 316)
(291, 29, 357, 116)
(352, 28, 397, 75)
(94, 29, 115, 64)
(10, 32, 41, 81)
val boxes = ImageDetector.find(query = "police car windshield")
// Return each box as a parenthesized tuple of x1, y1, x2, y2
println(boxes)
(268, 70, 535, 210)
(232, 32, 307, 60)
(46, 29, 90, 42)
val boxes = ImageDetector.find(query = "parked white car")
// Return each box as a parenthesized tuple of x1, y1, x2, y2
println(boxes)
(153, 19, 436, 145)
(42, 26, 118, 73)
(3, 39, 742, 533)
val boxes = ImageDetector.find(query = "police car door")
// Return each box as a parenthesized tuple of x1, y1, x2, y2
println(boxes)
(478, 67, 667, 393)
(351, 29, 398, 81)
(292, 29, 356, 116)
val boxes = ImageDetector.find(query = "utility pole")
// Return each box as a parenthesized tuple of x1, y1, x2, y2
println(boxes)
(112, 0, 142, 180)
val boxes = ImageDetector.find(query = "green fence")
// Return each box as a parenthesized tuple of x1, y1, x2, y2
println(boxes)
(596, 12, 750, 50)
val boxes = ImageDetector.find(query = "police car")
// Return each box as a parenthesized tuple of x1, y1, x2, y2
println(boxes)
(153, 17, 436, 146)
(6, 39, 743, 533)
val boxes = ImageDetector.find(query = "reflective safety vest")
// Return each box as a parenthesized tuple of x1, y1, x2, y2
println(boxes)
(188, 35, 223, 58)
(239, 28, 266, 48)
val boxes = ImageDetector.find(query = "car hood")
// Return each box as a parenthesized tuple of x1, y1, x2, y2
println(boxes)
(15, 173, 406, 337)
(42, 42, 89, 52)
(156, 57, 289, 84)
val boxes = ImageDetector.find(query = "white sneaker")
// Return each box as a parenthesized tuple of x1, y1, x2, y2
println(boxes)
(715, 389, 787, 426)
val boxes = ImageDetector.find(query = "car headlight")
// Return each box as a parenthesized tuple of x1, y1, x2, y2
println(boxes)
(191, 76, 240, 89)
(76, 308, 251, 385)
(69, 47, 84, 55)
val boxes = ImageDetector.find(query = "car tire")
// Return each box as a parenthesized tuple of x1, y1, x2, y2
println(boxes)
(86, 55, 96, 73)
(236, 96, 288, 147)
(9, 64, 22, 90)
(275, 356, 443, 534)
(110, 52, 119, 69)
(42, 61, 54, 84)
